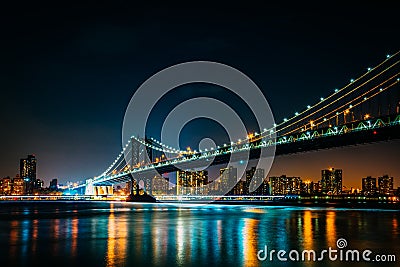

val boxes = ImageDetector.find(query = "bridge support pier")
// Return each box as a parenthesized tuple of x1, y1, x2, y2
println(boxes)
(128, 176, 139, 196)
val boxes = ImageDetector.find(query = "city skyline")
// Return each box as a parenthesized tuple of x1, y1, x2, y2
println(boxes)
(2, 138, 400, 189)
(2, 151, 399, 193)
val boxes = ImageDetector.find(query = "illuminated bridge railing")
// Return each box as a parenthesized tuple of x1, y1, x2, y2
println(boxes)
(88, 114, 400, 186)
(275, 115, 400, 144)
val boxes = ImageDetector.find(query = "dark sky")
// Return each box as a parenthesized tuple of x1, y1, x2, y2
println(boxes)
(0, 2, 399, 188)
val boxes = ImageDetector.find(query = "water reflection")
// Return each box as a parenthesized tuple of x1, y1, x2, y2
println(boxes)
(1, 203, 399, 267)
(303, 210, 313, 249)
(325, 211, 336, 247)
(21, 220, 30, 258)
(242, 218, 259, 267)
(392, 218, 398, 235)
(32, 219, 38, 253)
(71, 217, 78, 257)
(176, 216, 186, 266)
(9, 220, 19, 258)
(105, 204, 128, 267)
(52, 218, 60, 255)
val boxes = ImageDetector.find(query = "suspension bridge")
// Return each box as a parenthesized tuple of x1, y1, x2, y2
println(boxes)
(73, 52, 400, 197)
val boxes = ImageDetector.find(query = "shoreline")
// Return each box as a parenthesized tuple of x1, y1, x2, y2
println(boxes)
(0, 199, 399, 210)
(156, 199, 400, 209)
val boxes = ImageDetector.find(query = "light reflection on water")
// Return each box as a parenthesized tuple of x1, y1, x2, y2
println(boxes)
(326, 211, 336, 247)
(303, 210, 313, 250)
(0, 202, 399, 267)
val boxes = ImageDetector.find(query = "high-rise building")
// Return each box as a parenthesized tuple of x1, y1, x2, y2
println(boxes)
(313, 181, 322, 195)
(378, 175, 394, 195)
(34, 179, 44, 191)
(49, 178, 58, 191)
(12, 174, 24, 195)
(269, 175, 302, 195)
(142, 176, 153, 193)
(20, 154, 37, 195)
(255, 178, 270, 195)
(231, 179, 246, 195)
(219, 166, 237, 194)
(300, 180, 315, 195)
(362, 176, 377, 196)
(0, 175, 25, 196)
(321, 168, 342, 195)
(0, 177, 13, 195)
(176, 170, 208, 195)
(313, 182, 321, 194)
(152, 175, 170, 196)
(246, 167, 265, 195)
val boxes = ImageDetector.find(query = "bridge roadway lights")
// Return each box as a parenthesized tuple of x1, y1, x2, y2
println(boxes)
(275, 123, 400, 156)
(144, 124, 400, 174)
(88, 115, 400, 187)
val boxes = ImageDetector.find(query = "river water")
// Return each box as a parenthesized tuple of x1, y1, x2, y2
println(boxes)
(0, 201, 398, 267)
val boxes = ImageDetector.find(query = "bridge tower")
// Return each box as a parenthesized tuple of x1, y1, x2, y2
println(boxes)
(85, 178, 94, 195)
(131, 136, 141, 168)
(144, 137, 163, 163)
(129, 136, 155, 194)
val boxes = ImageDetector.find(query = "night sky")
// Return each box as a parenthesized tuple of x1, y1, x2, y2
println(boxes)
(0, 2, 399, 188)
